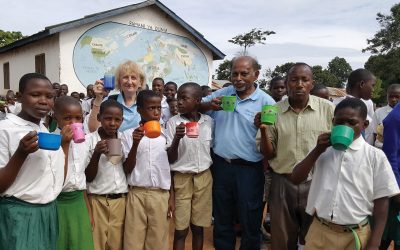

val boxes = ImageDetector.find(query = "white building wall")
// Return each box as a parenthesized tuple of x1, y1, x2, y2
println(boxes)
(59, 5, 214, 93)
(0, 35, 60, 95)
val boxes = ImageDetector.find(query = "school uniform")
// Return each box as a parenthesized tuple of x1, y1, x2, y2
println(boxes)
(86, 130, 128, 250)
(0, 113, 65, 250)
(56, 138, 94, 250)
(161, 95, 172, 123)
(305, 136, 399, 250)
(165, 114, 213, 230)
(121, 126, 171, 250)
(370, 105, 392, 148)
(382, 103, 400, 246)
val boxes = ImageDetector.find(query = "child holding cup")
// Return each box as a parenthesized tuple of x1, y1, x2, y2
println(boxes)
(85, 99, 128, 250)
(121, 90, 173, 250)
(165, 82, 214, 250)
(52, 96, 94, 250)
(290, 98, 400, 250)
(0, 73, 71, 250)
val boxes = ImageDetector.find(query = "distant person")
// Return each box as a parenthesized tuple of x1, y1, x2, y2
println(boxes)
(334, 68, 376, 145)
(79, 93, 85, 100)
(53, 82, 61, 97)
(290, 98, 399, 250)
(152, 77, 171, 123)
(370, 84, 400, 148)
(164, 81, 178, 101)
(310, 84, 330, 100)
(5, 90, 22, 114)
(269, 76, 286, 102)
(60, 84, 69, 96)
(70, 91, 81, 102)
(201, 85, 212, 97)
(167, 98, 179, 116)
(89, 60, 146, 132)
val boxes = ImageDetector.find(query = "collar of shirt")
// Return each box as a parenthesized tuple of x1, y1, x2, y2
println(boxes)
(280, 95, 318, 113)
(117, 92, 137, 109)
(348, 136, 365, 151)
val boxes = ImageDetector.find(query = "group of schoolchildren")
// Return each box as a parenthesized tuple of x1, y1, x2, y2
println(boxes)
(0, 72, 213, 250)
(1, 59, 400, 250)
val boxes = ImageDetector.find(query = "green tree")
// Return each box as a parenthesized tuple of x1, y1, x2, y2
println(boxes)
(215, 59, 232, 80)
(363, 3, 400, 54)
(312, 65, 338, 87)
(0, 29, 26, 47)
(372, 78, 384, 104)
(269, 62, 295, 77)
(228, 28, 275, 53)
(327, 57, 352, 88)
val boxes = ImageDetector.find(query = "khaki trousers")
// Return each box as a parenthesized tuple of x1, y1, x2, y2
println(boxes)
(305, 218, 371, 250)
(123, 187, 170, 250)
(89, 195, 126, 250)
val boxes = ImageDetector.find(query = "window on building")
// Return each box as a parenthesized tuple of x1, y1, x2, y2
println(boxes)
(3, 62, 10, 89)
(35, 53, 46, 75)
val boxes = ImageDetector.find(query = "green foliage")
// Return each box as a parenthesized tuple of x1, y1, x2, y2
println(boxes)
(363, 3, 400, 54)
(215, 59, 232, 80)
(327, 57, 352, 88)
(372, 78, 384, 104)
(228, 28, 275, 52)
(266, 62, 295, 78)
(312, 65, 338, 87)
(0, 29, 26, 47)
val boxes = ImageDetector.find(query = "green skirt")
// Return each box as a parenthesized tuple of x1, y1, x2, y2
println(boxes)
(0, 196, 58, 250)
(56, 191, 94, 250)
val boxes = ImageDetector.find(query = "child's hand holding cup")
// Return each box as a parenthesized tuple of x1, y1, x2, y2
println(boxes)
(17, 131, 40, 154)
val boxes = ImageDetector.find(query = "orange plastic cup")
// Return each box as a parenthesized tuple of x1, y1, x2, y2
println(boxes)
(143, 121, 161, 138)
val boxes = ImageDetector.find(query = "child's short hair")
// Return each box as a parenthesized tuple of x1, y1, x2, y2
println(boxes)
(179, 82, 202, 99)
(152, 77, 164, 84)
(167, 97, 177, 104)
(388, 83, 400, 92)
(115, 60, 146, 91)
(165, 81, 178, 90)
(269, 76, 285, 90)
(99, 99, 123, 115)
(334, 97, 367, 120)
(54, 96, 81, 113)
(286, 63, 313, 80)
(137, 90, 160, 108)
(310, 84, 328, 95)
(347, 69, 374, 91)
(19, 73, 50, 93)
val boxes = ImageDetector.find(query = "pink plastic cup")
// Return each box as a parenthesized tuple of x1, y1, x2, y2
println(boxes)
(71, 123, 85, 143)
(185, 122, 199, 138)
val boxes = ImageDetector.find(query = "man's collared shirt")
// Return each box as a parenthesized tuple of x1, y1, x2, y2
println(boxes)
(203, 85, 275, 162)
(261, 95, 334, 174)
(306, 136, 399, 225)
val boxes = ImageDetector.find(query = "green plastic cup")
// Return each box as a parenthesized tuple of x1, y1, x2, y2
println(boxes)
(261, 105, 278, 125)
(221, 96, 236, 112)
(330, 125, 354, 151)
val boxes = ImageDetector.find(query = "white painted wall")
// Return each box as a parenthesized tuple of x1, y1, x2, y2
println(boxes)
(0, 35, 60, 95)
(59, 4, 214, 93)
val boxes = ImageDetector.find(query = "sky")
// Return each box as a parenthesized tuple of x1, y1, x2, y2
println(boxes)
(1, 0, 397, 76)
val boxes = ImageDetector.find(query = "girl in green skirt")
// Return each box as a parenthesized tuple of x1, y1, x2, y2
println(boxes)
(0, 73, 71, 250)
(53, 96, 94, 250)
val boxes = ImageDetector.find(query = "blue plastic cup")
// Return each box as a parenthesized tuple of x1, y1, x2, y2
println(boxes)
(37, 132, 62, 150)
(103, 74, 115, 90)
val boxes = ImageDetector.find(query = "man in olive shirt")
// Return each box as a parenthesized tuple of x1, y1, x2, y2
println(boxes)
(256, 63, 334, 250)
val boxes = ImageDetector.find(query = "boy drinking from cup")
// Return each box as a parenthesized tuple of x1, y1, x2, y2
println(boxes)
(121, 90, 173, 250)
(0, 73, 71, 250)
(85, 99, 127, 250)
(290, 98, 400, 250)
(165, 82, 214, 250)
(53, 96, 94, 250)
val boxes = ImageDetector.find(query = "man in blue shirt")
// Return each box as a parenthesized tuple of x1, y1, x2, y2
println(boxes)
(201, 56, 275, 249)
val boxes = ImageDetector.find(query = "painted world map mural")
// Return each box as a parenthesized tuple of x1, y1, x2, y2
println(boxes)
(73, 22, 209, 87)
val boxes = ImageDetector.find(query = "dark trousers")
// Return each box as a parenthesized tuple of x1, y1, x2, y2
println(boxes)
(211, 155, 264, 250)
(270, 171, 313, 250)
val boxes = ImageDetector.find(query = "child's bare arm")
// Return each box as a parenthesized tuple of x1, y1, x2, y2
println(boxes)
(88, 81, 104, 133)
(254, 112, 275, 159)
(0, 131, 38, 193)
(365, 197, 389, 249)
(166, 123, 185, 164)
(123, 127, 144, 174)
(167, 173, 175, 219)
(290, 133, 330, 185)
(85, 140, 108, 182)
